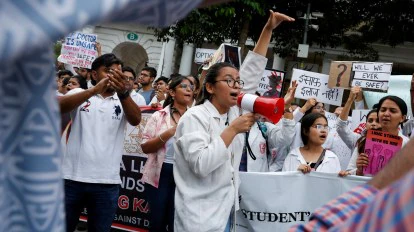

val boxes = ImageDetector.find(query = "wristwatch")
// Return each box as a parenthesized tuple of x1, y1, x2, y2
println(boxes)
(118, 90, 130, 100)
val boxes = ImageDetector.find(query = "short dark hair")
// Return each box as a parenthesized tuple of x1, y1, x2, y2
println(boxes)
(301, 113, 328, 145)
(91, 53, 122, 71)
(156, 76, 169, 84)
(366, 109, 378, 122)
(196, 62, 237, 105)
(122, 66, 136, 78)
(141, 67, 157, 78)
(57, 70, 73, 79)
(70, 75, 88, 89)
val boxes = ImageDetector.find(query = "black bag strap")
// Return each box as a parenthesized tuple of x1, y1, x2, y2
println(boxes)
(245, 131, 256, 160)
(313, 149, 326, 170)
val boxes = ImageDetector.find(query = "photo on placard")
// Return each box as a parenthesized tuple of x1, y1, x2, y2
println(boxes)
(223, 44, 241, 70)
(257, 69, 286, 98)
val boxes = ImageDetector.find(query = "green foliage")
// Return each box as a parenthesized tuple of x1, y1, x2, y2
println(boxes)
(152, 0, 414, 59)
(54, 41, 62, 59)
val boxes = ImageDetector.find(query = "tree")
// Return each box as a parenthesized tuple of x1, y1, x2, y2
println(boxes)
(152, 0, 269, 55)
(152, 0, 414, 61)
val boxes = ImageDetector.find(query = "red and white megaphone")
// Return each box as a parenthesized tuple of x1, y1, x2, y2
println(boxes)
(237, 93, 284, 124)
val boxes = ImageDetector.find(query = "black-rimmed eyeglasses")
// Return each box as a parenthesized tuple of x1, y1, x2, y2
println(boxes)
(214, 79, 244, 88)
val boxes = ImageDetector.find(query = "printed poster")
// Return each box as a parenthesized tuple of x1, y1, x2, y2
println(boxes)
(257, 69, 285, 97)
(363, 130, 403, 176)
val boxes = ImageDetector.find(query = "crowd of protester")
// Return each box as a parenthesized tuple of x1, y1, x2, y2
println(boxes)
(55, 9, 414, 232)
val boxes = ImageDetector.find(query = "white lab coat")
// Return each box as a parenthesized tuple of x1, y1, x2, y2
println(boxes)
(282, 147, 341, 173)
(336, 117, 361, 151)
(173, 50, 267, 231)
(246, 119, 296, 172)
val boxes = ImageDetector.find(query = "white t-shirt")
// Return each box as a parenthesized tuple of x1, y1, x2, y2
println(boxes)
(62, 88, 141, 184)
(282, 147, 341, 173)
(131, 90, 146, 106)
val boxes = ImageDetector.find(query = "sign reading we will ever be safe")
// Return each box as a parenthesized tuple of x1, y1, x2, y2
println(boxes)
(58, 32, 98, 69)
(291, 69, 344, 106)
(351, 62, 392, 91)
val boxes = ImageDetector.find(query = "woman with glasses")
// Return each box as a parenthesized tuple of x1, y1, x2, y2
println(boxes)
(283, 113, 341, 173)
(173, 11, 294, 232)
(140, 75, 194, 232)
(290, 100, 326, 150)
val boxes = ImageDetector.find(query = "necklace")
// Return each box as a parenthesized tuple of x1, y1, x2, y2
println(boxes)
(170, 106, 185, 125)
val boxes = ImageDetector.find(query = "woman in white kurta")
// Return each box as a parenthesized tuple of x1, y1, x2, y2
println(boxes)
(283, 113, 341, 173)
(173, 11, 295, 232)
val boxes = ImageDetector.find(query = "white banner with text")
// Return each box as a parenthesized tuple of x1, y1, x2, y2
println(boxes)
(236, 171, 369, 232)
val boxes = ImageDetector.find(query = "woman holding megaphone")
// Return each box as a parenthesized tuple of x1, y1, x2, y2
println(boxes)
(173, 10, 294, 232)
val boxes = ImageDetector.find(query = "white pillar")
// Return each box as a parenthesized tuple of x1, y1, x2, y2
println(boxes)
(272, 53, 286, 71)
(162, 39, 176, 78)
(156, 42, 166, 78)
(179, 43, 195, 76)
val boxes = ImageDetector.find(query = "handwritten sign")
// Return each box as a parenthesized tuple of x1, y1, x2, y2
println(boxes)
(328, 61, 353, 88)
(363, 130, 403, 176)
(194, 48, 215, 64)
(325, 112, 338, 131)
(351, 110, 371, 134)
(58, 32, 98, 69)
(291, 69, 344, 106)
(351, 62, 392, 91)
(257, 69, 285, 97)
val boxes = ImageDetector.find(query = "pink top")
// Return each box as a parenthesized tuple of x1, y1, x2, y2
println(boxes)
(141, 105, 173, 188)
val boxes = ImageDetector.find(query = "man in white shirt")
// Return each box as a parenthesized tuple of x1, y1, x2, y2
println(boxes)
(122, 66, 146, 106)
(59, 53, 142, 232)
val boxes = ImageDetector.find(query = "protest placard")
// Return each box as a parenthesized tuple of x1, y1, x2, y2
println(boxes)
(202, 43, 241, 70)
(325, 112, 338, 130)
(257, 69, 285, 97)
(363, 130, 403, 176)
(351, 62, 392, 91)
(291, 69, 344, 106)
(351, 110, 371, 134)
(328, 61, 353, 88)
(58, 31, 98, 69)
(194, 48, 215, 64)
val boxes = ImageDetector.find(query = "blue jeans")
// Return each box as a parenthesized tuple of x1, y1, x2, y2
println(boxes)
(64, 180, 119, 232)
(145, 163, 175, 232)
